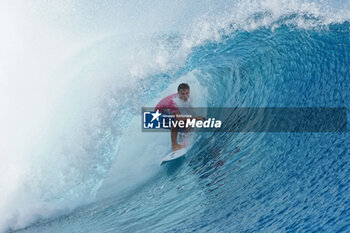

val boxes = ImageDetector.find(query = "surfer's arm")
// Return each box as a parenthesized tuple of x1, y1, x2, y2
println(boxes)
(173, 111, 205, 121)
(187, 107, 206, 121)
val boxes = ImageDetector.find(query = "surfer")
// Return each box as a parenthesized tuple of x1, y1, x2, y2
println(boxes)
(155, 83, 205, 151)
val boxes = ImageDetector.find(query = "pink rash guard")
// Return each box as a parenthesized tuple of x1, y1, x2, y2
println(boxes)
(154, 93, 179, 114)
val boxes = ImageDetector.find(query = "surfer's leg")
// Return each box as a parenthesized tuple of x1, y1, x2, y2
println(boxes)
(171, 126, 185, 151)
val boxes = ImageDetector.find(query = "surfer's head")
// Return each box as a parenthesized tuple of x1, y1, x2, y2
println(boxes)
(178, 83, 190, 102)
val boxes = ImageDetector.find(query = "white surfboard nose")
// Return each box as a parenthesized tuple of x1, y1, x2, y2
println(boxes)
(160, 148, 187, 165)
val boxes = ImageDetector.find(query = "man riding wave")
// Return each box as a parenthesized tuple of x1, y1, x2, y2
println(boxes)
(155, 83, 204, 151)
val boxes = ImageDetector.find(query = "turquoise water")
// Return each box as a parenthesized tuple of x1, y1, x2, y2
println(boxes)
(2, 1, 350, 232)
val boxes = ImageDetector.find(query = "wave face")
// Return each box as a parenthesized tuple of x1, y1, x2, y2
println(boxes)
(1, 0, 350, 232)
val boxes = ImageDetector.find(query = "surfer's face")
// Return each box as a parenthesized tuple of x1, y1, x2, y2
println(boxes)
(178, 89, 190, 102)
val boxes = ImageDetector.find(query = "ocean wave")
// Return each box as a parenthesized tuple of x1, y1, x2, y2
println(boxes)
(1, 0, 349, 232)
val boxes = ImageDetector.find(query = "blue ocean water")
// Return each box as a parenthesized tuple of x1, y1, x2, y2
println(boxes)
(2, 1, 350, 233)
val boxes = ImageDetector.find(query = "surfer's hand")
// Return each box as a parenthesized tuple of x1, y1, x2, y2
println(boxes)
(196, 116, 205, 121)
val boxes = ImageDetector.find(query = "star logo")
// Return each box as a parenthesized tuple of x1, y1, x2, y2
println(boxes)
(151, 109, 162, 122)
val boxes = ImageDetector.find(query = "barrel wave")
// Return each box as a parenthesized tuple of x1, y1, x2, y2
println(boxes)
(1, 0, 350, 232)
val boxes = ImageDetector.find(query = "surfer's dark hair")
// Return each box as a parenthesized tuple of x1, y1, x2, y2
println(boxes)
(178, 83, 190, 92)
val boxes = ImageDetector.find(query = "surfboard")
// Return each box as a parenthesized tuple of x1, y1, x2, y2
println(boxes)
(160, 147, 187, 165)
(160, 131, 194, 165)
